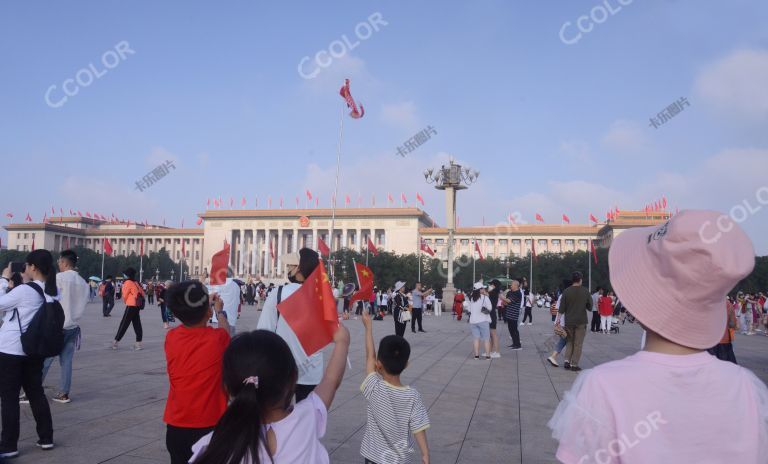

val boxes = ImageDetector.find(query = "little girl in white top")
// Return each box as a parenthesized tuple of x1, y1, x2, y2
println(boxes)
(190, 326, 350, 464)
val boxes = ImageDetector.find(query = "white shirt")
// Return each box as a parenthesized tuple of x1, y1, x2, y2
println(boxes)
(0, 279, 55, 356)
(57, 270, 89, 330)
(468, 294, 492, 324)
(257, 283, 324, 385)
(211, 278, 240, 327)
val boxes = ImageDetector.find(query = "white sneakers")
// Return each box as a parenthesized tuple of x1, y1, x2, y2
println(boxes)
(547, 356, 559, 367)
(490, 352, 501, 359)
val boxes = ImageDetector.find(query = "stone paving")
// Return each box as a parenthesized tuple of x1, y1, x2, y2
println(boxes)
(12, 301, 768, 463)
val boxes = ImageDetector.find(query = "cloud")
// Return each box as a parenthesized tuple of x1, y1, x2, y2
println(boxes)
(694, 49, 768, 121)
(559, 140, 591, 161)
(145, 147, 180, 169)
(600, 119, 649, 155)
(381, 101, 421, 132)
(59, 176, 157, 220)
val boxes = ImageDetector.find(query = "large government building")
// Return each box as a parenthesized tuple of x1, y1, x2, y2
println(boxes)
(4, 208, 669, 280)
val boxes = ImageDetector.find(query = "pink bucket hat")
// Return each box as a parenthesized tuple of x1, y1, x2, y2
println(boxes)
(609, 210, 754, 349)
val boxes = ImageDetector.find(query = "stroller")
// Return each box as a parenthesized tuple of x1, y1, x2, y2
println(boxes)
(610, 320, 620, 334)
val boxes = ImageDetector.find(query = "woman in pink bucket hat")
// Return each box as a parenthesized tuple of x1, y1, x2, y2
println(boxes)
(548, 210, 768, 463)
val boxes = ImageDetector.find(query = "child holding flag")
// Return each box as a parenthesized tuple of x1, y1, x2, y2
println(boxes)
(360, 310, 430, 463)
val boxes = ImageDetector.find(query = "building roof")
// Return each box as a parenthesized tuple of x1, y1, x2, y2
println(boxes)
(200, 207, 437, 223)
(420, 224, 599, 236)
(4, 222, 201, 236)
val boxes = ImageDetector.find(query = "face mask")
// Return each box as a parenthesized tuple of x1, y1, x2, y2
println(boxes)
(287, 272, 299, 284)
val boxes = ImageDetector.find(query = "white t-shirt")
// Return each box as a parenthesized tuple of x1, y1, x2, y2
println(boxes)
(0, 279, 55, 356)
(210, 278, 240, 327)
(468, 295, 492, 324)
(191, 392, 329, 464)
(57, 270, 89, 330)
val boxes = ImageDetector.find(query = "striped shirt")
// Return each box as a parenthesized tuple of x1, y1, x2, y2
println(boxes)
(360, 373, 430, 464)
(504, 289, 524, 321)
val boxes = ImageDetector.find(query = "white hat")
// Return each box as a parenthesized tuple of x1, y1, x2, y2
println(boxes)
(473, 281, 487, 290)
(394, 281, 406, 292)
(280, 252, 300, 267)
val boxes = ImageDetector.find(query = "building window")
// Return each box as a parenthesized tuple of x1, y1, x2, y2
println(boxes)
(565, 239, 574, 246)
(16, 233, 20, 239)
(499, 239, 508, 245)
(578, 239, 588, 247)
(525, 239, 531, 246)
(23, 233, 28, 239)
(435, 239, 444, 245)
(424, 239, 432, 245)
(485, 239, 494, 246)
(460, 239, 469, 245)
(195, 251, 200, 259)
(552, 239, 560, 245)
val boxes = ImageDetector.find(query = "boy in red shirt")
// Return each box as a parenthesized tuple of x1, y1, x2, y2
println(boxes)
(163, 281, 230, 464)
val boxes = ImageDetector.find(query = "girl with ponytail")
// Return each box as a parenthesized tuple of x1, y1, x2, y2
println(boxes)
(191, 325, 350, 464)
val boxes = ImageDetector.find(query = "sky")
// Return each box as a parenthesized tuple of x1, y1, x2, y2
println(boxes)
(1, 0, 768, 253)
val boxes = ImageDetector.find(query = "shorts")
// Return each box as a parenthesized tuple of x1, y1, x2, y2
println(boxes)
(489, 308, 497, 330)
(470, 321, 491, 341)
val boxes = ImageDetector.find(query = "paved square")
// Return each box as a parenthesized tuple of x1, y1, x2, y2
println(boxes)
(13, 301, 768, 463)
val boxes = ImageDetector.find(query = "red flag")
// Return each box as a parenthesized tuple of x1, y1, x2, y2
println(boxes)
(214, 199, 220, 208)
(207, 198, 211, 207)
(416, 193, 425, 206)
(196, 217, 203, 225)
(230, 198, 234, 207)
(350, 262, 374, 304)
(280, 197, 284, 209)
(25, 213, 32, 222)
(367, 237, 378, 256)
(182, 239, 186, 258)
(318, 238, 330, 257)
(562, 214, 570, 224)
(31, 237, 35, 251)
(387, 193, 394, 205)
(103, 238, 113, 256)
(590, 239, 598, 264)
(277, 261, 339, 355)
(86, 212, 92, 218)
(474, 240, 484, 260)
(531, 238, 537, 262)
(339, 78, 365, 119)
(535, 213, 544, 223)
(51, 206, 55, 215)
(315, 197, 319, 207)
(210, 241, 230, 285)
(401, 193, 407, 204)
(508, 213, 516, 224)
(241, 196, 246, 207)
(255, 196, 259, 208)
(306, 190, 313, 201)
(371, 194, 376, 207)
(662, 197, 667, 209)
(615, 206, 620, 216)
(589, 213, 598, 224)
(345, 194, 351, 206)
(420, 239, 435, 256)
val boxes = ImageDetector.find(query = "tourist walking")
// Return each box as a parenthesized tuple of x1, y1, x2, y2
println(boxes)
(502, 280, 523, 350)
(112, 268, 146, 351)
(487, 279, 502, 358)
(468, 282, 493, 360)
(391, 281, 410, 337)
(101, 275, 115, 317)
(556, 272, 592, 371)
(257, 249, 324, 402)
(590, 286, 602, 332)
(737, 292, 750, 335)
(146, 281, 154, 305)
(158, 281, 171, 329)
(42, 250, 89, 404)
(410, 282, 432, 333)
(546, 280, 572, 367)
(598, 289, 614, 334)
(453, 289, 465, 321)
(548, 210, 768, 463)
(0, 251, 57, 459)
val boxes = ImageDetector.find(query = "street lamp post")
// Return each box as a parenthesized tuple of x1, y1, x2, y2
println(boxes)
(424, 158, 479, 311)
(154, 268, 159, 282)
(170, 268, 175, 282)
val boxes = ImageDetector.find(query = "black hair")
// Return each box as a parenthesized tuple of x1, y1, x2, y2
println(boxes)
(106, 275, 113, 280)
(594, 286, 603, 292)
(123, 267, 137, 280)
(8, 272, 23, 290)
(25, 249, 57, 297)
(166, 281, 210, 326)
(471, 288, 482, 302)
(297, 248, 320, 279)
(571, 271, 583, 283)
(59, 249, 78, 267)
(193, 330, 297, 464)
(377, 335, 410, 375)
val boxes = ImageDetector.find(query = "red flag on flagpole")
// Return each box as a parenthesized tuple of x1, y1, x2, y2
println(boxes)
(416, 193, 425, 206)
(315, 197, 319, 208)
(535, 213, 544, 223)
(207, 198, 211, 207)
(242, 197, 246, 207)
(350, 262, 375, 304)
(531, 238, 537, 262)
(387, 193, 394, 205)
(25, 213, 32, 222)
(420, 239, 435, 256)
(345, 194, 351, 207)
(280, 197, 284, 209)
(339, 79, 365, 119)
(367, 237, 378, 256)
(296, 196, 300, 208)
(562, 214, 570, 224)
(277, 261, 339, 355)
(318, 238, 330, 257)
(306, 190, 313, 201)
(196, 217, 203, 225)
(590, 239, 598, 264)
(662, 197, 667, 209)
(4, 212, 12, 219)
(103, 238, 113, 256)
(589, 213, 598, 224)
(474, 240, 484, 260)
(182, 239, 186, 258)
(210, 241, 230, 285)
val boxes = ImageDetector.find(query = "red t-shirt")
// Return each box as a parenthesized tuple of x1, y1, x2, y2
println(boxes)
(163, 326, 230, 428)
(598, 296, 614, 317)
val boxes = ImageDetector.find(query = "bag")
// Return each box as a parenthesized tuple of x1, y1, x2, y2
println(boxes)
(554, 325, 567, 339)
(98, 282, 106, 297)
(398, 309, 412, 323)
(127, 281, 145, 310)
(480, 296, 491, 315)
(13, 283, 65, 358)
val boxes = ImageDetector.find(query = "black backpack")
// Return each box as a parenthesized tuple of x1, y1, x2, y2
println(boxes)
(13, 282, 65, 358)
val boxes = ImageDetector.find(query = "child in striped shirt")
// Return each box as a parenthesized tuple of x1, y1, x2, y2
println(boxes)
(360, 311, 430, 464)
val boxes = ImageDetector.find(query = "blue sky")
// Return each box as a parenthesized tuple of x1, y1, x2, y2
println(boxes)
(2, 0, 768, 252)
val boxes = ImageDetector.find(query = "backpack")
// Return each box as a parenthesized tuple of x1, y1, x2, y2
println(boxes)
(127, 281, 145, 310)
(98, 282, 106, 297)
(12, 282, 65, 358)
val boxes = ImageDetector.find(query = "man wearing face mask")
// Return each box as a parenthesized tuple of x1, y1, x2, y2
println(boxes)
(256, 248, 324, 401)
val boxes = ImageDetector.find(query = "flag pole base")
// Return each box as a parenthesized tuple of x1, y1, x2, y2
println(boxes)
(441, 283, 456, 315)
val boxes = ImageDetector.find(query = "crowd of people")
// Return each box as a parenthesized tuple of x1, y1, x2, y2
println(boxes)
(1, 209, 767, 462)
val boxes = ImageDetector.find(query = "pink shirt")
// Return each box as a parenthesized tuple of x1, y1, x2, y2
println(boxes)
(190, 392, 329, 464)
(548, 351, 768, 464)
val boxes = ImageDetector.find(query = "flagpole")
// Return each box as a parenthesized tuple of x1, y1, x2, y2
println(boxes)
(329, 105, 345, 285)
(472, 239, 476, 284)
(588, 239, 592, 293)
(366, 241, 369, 267)
(529, 236, 533, 294)
(417, 232, 421, 282)
(101, 236, 105, 280)
(139, 254, 143, 282)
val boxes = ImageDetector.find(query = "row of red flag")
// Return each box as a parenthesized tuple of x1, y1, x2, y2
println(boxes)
(205, 192, 427, 210)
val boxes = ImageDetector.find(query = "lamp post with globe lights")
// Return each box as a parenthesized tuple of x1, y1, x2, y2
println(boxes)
(424, 158, 479, 311)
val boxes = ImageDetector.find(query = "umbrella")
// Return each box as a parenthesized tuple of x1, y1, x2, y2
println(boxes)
(88, 276, 102, 282)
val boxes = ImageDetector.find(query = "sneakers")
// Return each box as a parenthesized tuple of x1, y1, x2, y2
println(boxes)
(0, 445, 19, 458)
(418, 329, 426, 333)
(52, 393, 71, 404)
(490, 352, 501, 359)
(481, 352, 488, 358)
(19, 394, 28, 404)
(563, 361, 571, 370)
(547, 356, 559, 367)
(570, 366, 582, 372)
(527, 322, 532, 325)
(133, 343, 143, 351)
(510, 346, 522, 351)
(36, 440, 54, 450)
